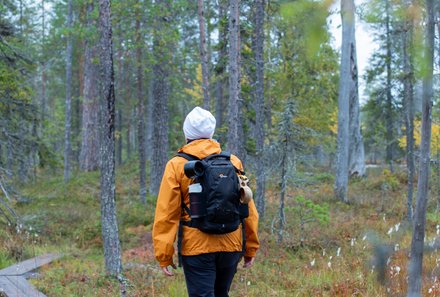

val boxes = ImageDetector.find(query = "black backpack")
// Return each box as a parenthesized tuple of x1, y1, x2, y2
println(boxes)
(176, 152, 249, 235)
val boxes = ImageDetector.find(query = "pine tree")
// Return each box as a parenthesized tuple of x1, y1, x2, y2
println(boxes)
(98, 0, 122, 277)
(334, 0, 354, 203)
(407, 0, 434, 295)
(227, 0, 245, 160)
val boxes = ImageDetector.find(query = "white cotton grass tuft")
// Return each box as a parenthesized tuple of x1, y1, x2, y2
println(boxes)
(387, 227, 393, 235)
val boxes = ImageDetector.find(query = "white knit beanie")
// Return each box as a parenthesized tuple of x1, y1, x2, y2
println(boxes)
(183, 107, 216, 140)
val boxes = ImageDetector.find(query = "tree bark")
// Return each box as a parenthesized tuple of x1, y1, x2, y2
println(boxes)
(64, 0, 73, 182)
(348, 33, 366, 177)
(115, 24, 124, 167)
(407, 0, 434, 295)
(334, 0, 353, 203)
(253, 0, 265, 217)
(40, 0, 47, 124)
(385, 0, 394, 172)
(149, 0, 171, 196)
(98, 0, 122, 277)
(227, 0, 245, 160)
(116, 109, 122, 165)
(214, 0, 227, 142)
(80, 1, 100, 171)
(277, 138, 287, 244)
(146, 76, 154, 161)
(403, 1, 415, 221)
(198, 0, 211, 110)
(135, 9, 147, 205)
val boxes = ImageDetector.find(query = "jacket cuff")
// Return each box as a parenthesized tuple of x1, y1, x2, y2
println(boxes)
(244, 248, 257, 258)
(159, 258, 174, 267)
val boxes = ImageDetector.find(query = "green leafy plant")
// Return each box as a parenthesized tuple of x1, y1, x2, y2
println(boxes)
(287, 195, 330, 246)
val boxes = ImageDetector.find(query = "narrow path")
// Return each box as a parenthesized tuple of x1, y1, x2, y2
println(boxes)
(0, 253, 61, 297)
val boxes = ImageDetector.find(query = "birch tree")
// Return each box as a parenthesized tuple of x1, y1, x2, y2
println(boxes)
(98, 0, 122, 277)
(407, 0, 434, 295)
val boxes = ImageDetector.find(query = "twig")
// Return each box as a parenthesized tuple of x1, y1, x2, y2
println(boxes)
(0, 205, 14, 226)
(0, 178, 12, 202)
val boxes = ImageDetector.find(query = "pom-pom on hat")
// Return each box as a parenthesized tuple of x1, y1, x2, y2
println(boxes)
(183, 107, 216, 140)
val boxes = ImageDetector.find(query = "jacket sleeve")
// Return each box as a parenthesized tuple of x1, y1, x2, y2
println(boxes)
(230, 154, 260, 258)
(152, 159, 182, 267)
(244, 199, 260, 257)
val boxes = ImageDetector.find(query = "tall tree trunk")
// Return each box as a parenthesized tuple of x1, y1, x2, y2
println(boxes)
(116, 110, 122, 165)
(264, 9, 273, 135)
(206, 0, 212, 71)
(253, 0, 265, 217)
(227, 0, 245, 160)
(40, 0, 46, 124)
(407, 0, 434, 295)
(348, 29, 366, 177)
(98, 0, 122, 278)
(403, 2, 415, 221)
(277, 138, 287, 244)
(198, 0, 211, 110)
(277, 100, 295, 243)
(115, 25, 124, 167)
(75, 25, 86, 164)
(64, 0, 74, 182)
(215, 0, 227, 142)
(437, 9, 440, 212)
(80, 1, 100, 171)
(385, 0, 394, 172)
(146, 76, 154, 161)
(135, 10, 147, 205)
(334, 0, 353, 203)
(149, 0, 171, 196)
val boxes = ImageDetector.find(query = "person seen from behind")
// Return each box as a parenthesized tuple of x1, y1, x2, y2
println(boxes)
(152, 106, 260, 297)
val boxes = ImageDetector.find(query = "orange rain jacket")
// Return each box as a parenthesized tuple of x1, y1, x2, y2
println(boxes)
(152, 139, 260, 268)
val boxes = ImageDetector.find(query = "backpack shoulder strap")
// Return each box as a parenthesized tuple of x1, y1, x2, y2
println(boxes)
(176, 152, 200, 161)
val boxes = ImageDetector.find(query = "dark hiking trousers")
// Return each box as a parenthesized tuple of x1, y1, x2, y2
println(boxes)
(181, 252, 242, 297)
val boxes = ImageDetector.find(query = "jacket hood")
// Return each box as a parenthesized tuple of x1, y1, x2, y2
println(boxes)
(178, 139, 221, 159)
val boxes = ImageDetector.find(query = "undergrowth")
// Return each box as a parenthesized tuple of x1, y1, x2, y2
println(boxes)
(0, 165, 439, 296)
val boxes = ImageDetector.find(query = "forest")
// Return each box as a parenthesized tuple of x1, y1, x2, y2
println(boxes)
(0, 0, 439, 296)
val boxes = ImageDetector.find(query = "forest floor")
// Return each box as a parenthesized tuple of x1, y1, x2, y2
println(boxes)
(1, 163, 440, 296)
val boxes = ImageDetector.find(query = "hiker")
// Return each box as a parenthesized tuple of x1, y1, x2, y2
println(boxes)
(152, 106, 260, 297)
